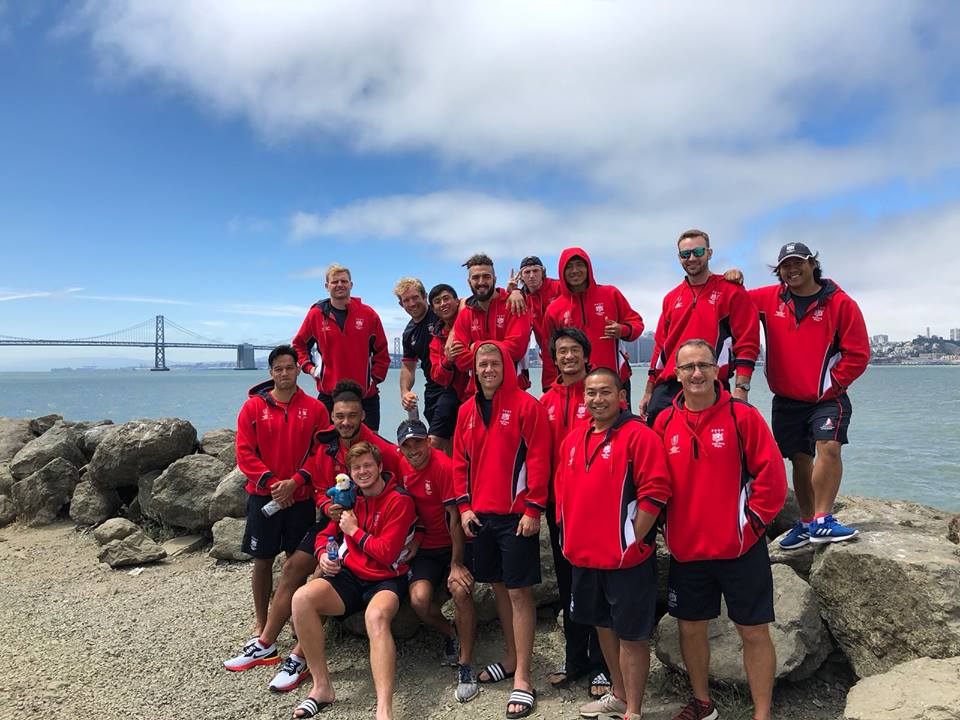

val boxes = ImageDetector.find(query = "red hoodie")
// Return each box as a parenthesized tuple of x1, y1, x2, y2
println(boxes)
(451, 288, 532, 392)
(654, 386, 787, 562)
(555, 411, 671, 569)
(399, 448, 454, 550)
(749, 280, 869, 402)
(650, 274, 760, 386)
(539, 376, 590, 499)
(314, 473, 418, 581)
(292, 297, 390, 398)
(310, 424, 401, 515)
(453, 341, 551, 519)
(523, 276, 563, 389)
(543, 248, 643, 383)
(236, 381, 330, 502)
(429, 320, 471, 401)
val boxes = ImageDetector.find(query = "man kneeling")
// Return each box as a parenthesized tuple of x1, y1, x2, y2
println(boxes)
(289, 442, 417, 720)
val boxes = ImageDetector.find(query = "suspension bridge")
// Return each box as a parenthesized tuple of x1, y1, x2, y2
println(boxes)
(0, 315, 280, 370)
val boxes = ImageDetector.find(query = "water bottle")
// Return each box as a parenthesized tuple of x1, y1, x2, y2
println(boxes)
(261, 499, 282, 517)
(326, 536, 339, 562)
(407, 399, 419, 421)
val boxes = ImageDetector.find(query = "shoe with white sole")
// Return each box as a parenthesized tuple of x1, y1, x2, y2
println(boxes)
(223, 638, 280, 672)
(268, 653, 310, 692)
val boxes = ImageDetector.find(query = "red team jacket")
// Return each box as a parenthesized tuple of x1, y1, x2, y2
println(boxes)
(749, 280, 869, 403)
(451, 289, 532, 391)
(311, 425, 400, 516)
(453, 341, 551, 519)
(293, 297, 390, 398)
(539, 376, 590, 502)
(543, 248, 643, 383)
(236, 380, 330, 502)
(654, 387, 787, 562)
(314, 473, 418, 581)
(555, 412, 671, 569)
(650, 274, 760, 386)
(399, 448, 454, 550)
(523, 276, 563, 389)
(429, 321, 471, 401)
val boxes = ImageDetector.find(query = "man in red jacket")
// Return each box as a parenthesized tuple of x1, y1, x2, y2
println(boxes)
(506, 256, 563, 390)
(555, 367, 671, 720)
(654, 339, 787, 720)
(288, 441, 417, 720)
(428, 283, 468, 455)
(641, 229, 760, 427)
(453, 341, 550, 719)
(748, 243, 869, 549)
(293, 263, 390, 430)
(543, 247, 643, 403)
(225, 345, 329, 675)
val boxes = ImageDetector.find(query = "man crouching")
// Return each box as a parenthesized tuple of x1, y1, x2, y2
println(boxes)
(289, 442, 417, 720)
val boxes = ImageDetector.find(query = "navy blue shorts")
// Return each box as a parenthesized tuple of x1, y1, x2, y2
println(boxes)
(408, 546, 453, 588)
(325, 566, 409, 618)
(428, 388, 460, 440)
(242, 495, 317, 559)
(571, 555, 658, 641)
(472, 513, 541, 589)
(772, 393, 852, 458)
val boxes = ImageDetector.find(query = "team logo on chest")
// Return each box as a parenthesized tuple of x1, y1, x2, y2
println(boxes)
(297, 407, 309, 420)
(669, 434, 680, 455)
(674, 296, 683, 309)
(775, 302, 787, 318)
(563, 310, 572, 325)
(547, 406, 556, 421)
(321, 320, 331, 332)
(812, 308, 824, 322)
(471, 319, 481, 332)
(601, 443, 612, 459)
(424, 479, 433, 495)
(567, 445, 576, 466)
(711, 427, 725, 448)
(594, 302, 605, 316)
(576, 403, 587, 419)
(261, 408, 271, 422)
(354, 317, 365, 330)
(499, 409, 513, 426)
(371, 511, 382, 532)
(496, 314, 505, 328)
(708, 290, 721, 305)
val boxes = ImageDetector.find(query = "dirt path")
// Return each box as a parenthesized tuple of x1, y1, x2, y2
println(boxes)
(0, 522, 848, 720)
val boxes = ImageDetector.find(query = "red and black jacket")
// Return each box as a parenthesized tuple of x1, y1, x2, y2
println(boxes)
(543, 248, 643, 383)
(451, 288, 532, 392)
(453, 341, 551, 519)
(555, 411, 671, 569)
(310, 424, 401, 516)
(523, 276, 563, 389)
(429, 320, 471, 401)
(654, 386, 787, 562)
(399, 448, 454, 551)
(236, 381, 330, 501)
(650, 274, 760, 386)
(314, 473, 417, 581)
(749, 280, 869, 403)
(539, 375, 590, 501)
(292, 297, 390, 398)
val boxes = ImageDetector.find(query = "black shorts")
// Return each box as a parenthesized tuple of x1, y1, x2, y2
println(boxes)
(326, 566, 409, 618)
(408, 546, 453, 587)
(296, 521, 328, 556)
(667, 538, 774, 626)
(570, 556, 658, 641)
(646, 378, 682, 427)
(423, 386, 444, 426)
(242, 495, 317, 560)
(472, 513, 541, 589)
(428, 388, 460, 440)
(772, 393, 852, 458)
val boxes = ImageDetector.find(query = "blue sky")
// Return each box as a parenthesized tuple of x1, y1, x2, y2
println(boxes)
(1, 1, 959, 370)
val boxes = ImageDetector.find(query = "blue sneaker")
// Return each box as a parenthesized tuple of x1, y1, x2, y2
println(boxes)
(809, 515, 859, 544)
(778, 520, 810, 550)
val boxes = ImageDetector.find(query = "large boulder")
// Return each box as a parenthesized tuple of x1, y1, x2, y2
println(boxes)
(94, 517, 141, 545)
(209, 467, 248, 523)
(10, 457, 79, 526)
(844, 656, 960, 720)
(808, 496, 960, 677)
(137, 470, 162, 520)
(768, 489, 801, 540)
(210, 517, 250, 561)
(0, 462, 14, 496)
(30, 414, 63, 436)
(152, 454, 228, 531)
(69, 481, 121, 526)
(216, 443, 236, 469)
(0, 418, 35, 463)
(0, 495, 16, 527)
(768, 536, 816, 580)
(9, 422, 85, 480)
(200, 428, 235, 457)
(97, 529, 167, 568)
(948, 515, 960, 545)
(655, 563, 831, 683)
(82, 422, 115, 460)
(87, 418, 197, 490)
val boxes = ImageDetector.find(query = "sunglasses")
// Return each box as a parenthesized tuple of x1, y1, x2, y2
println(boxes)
(679, 247, 708, 259)
(676, 362, 717, 374)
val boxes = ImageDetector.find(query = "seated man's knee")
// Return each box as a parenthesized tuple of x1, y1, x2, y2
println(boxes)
(365, 605, 394, 633)
(450, 583, 472, 604)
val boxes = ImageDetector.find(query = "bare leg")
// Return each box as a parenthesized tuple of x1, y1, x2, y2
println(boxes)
(260, 550, 316, 645)
(365, 591, 401, 720)
(619, 639, 650, 718)
(789, 453, 815, 520)
(488, 582, 517, 674)
(812, 440, 843, 516)
(736, 623, 775, 720)
(409, 578, 455, 637)
(290, 579, 345, 715)
(594, 627, 624, 699)
(677, 619, 711, 703)
(507, 586, 536, 715)
(252, 557, 274, 635)
(451, 582, 476, 664)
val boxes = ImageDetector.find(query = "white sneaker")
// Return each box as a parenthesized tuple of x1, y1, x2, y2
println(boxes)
(223, 638, 280, 672)
(580, 692, 627, 719)
(269, 653, 310, 692)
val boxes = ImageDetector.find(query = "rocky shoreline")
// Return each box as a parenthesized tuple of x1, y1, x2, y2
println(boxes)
(2, 414, 959, 719)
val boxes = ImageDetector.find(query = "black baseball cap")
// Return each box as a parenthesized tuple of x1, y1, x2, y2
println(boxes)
(397, 419, 428, 445)
(519, 255, 543, 269)
(777, 242, 814, 265)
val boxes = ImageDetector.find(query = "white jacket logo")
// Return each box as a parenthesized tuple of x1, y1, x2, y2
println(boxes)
(812, 308, 824, 322)
(711, 427, 725, 448)
(297, 407, 309, 420)
(601, 443, 612, 459)
(547, 406, 556, 421)
(775, 302, 786, 318)
(594, 303, 605, 316)
(567, 445, 576, 466)
(496, 314, 505, 328)
(499, 410, 512, 426)
(709, 291, 721, 305)
(669, 434, 680, 454)
(354, 318, 365, 330)
(576, 404, 587, 419)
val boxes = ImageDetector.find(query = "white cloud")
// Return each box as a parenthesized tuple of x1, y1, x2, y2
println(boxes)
(75, 293, 193, 305)
(0, 289, 52, 302)
(221, 303, 305, 318)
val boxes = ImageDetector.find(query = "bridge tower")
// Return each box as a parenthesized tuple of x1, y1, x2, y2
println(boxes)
(236, 343, 256, 370)
(151, 314, 169, 371)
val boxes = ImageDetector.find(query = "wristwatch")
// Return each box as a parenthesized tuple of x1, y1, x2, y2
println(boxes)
(735, 381, 751, 391)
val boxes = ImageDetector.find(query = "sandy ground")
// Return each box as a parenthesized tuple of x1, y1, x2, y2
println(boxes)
(0, 522, 851, 720)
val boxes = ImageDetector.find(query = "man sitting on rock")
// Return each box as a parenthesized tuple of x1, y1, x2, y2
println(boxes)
(288, 441, 417, 720)
(224, 345, 329, 676)
(654, 339, 787, 720)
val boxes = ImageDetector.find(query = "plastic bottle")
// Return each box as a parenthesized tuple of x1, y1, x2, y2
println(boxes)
(261, 499, 282, 517)
(326, 536, 339, 562)
(407, 399, 419, 421)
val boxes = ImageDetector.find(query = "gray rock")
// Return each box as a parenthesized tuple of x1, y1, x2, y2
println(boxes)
(210, 517, 251, 561)
(534, 525, 558, 608)
(655, 564, 831, 683)
(10, 457, 78, 526)
(94, 517, 140, 545)
(0, 418, 35, 463)
(341, 602, 421, 640)
(137, 470, 162, 520)
(97, 529, 167, 568)
(948, 514, 960, 544)
(87, 418, 197, 490)
(809, 496, 960, 677)
(162, 534, 207, 557)
(768, 535, 816, 580)
(82, 422, 115, 460)
(209, 467, 248, 523)
(200, 428, 235, 457)
(29, 414, 63, 436)
(844, 656, 960, 720)
(443, 583, 499, 624)
(0, 462, 14, 496)
(9, 422, 85, 480)
(0, 495, 16, 527)
(768, 488, 801, 540)
(151, 454, 228, 531)
(69, 481, 121, 526)
(216, 443, 236, 469)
